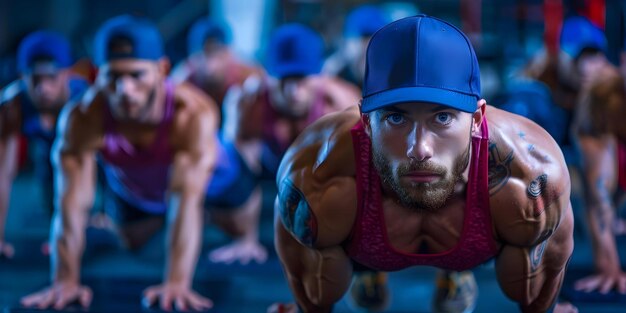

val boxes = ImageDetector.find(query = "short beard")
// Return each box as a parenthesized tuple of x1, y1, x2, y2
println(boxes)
(372, 142, 470, 212)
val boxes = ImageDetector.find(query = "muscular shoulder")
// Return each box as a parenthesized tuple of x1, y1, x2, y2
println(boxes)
(485, 106, 570, 246)
(57, 87, 105, 153)
(170, 82, 219, 150)
(0, 80, 25, 136)
(277, 107, 361, 248)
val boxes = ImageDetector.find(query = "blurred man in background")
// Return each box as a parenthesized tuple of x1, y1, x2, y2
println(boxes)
(170, 17, 264, 110)
(323, 5, 390, 87)
(571, 40, 626, 296)
(0, 31, 88, 259)
(204, 23, 360, 265)
(20, 15, 218, 311)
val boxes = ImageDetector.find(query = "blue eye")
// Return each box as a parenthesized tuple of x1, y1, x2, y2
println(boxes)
(386, 113, 405, 125)
(435, 112, 452, 125)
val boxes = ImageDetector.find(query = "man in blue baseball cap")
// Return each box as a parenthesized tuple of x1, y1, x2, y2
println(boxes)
(0, 30, 89, 259)
(170, 17, 264, 109)
(567, 27, 626, 297)
(202, 23, 360, 266)
(20, 15, 219, 311)
(269, 15, 575, 313)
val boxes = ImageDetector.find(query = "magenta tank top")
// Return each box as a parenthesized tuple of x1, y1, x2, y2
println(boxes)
(344, 117, 498, 272)
(261, 85, 325, 155)
(619, 139, 626, 191)
(99, 81, 175, 214)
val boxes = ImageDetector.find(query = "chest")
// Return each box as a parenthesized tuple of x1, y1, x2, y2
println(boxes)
(381, 196, 466, 254)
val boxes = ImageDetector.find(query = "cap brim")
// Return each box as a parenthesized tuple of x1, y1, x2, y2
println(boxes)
(272, 63, 320, 78)
(360, 86, 478, 113)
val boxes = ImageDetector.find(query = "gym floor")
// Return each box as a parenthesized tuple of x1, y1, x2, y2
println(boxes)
(1, 171, 625, 313)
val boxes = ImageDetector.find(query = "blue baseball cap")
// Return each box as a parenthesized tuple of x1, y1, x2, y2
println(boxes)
(187, 17, 229, 54)
(266, 24, 323, 79)
(93, 15, 164, 66)
(361, 15, 481, 113)
(345, 5, 389, 38)
(560, 16, 607, 58)
(17, 30, 73, 74)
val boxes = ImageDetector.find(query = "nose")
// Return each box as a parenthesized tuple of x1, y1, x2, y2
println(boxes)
(406, 125, 433, 162)
(114, 76, 134, 96)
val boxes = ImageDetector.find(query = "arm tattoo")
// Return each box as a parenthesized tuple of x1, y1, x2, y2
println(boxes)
(530, 239, 549, 271)
(488, 140, 514, 195)
(527, 174, 547, 198)
(527, 174, 548, 216)
(279, 179, 318, 247)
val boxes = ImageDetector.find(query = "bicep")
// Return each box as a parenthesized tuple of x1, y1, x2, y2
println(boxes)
(170, 110, 218, 195)
(495, 202, 574, 307)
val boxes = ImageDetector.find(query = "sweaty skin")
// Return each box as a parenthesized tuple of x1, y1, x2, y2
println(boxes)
(273, 102, 574, 313)
(20, 76, 219, 311)
(573, 64, 626, 294)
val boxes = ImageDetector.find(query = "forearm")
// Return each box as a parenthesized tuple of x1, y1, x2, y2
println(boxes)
(164, 193, 203, 286)
(586, 201, 620, 268)
(0, 178, 12, 242)
(276, 222, 352, 312)
(50, 203, 88, 283)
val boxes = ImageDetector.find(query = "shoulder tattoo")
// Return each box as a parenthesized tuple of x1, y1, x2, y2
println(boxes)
(279, 179, 318, 247)
(488, 140, 514, 195)
(527, 174, 549, 216)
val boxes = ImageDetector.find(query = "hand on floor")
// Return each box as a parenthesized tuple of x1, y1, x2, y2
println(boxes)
(574, 270, 626, 294)
(554, 301, 578, 313)
(0, 240, 14, 259)
(143, 282, 213, 312)
(208, 239, 268, 265)
(267, 303, 299, 313)
(20, 281, 92, 310)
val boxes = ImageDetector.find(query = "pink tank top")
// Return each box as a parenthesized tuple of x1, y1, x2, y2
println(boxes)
(344, 117, 498, 272)
(99, 80, 175, 214)
(261, 85, 325, 155)
(618, 139, 626, 190)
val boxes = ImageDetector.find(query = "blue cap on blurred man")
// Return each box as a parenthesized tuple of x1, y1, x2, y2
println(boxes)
(266, 24, 323, 79)
(361, 15, 481, 113)
(345, 5, 389, 38)
(187, 17, 229, 54)
(93, 15, 164, 66)
(18, 30, 73, 74)
(560, 16, 607, 59)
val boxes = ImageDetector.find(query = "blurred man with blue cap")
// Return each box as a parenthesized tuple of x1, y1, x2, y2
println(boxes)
(0, 30, 88, 260)
(20, 15, 221, 311)
(323, 5, 390, 86)
(171, 17, 264, 109)
(566, 16, 626, 298)
(205, 23, 360, 266)
(269, 15, 576, 313)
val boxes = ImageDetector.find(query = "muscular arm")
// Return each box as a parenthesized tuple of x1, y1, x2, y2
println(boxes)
(578, 136, 620, 273)
(274, 114, 359, 312)
(488, 113, 574, 312)
(50, 99, 99, 284)
(0, 84, 22, 246)
(163, 92, 218, 287)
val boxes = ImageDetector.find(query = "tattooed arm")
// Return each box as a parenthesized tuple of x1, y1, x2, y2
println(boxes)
(573, 135, 626, 293)
(487, 110, 574, 312)
(272, 109, 359, 313)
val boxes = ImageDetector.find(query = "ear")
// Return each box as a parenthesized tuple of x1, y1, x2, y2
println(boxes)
(158, 57, 171, 76)
(472, 99, 486, 134)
